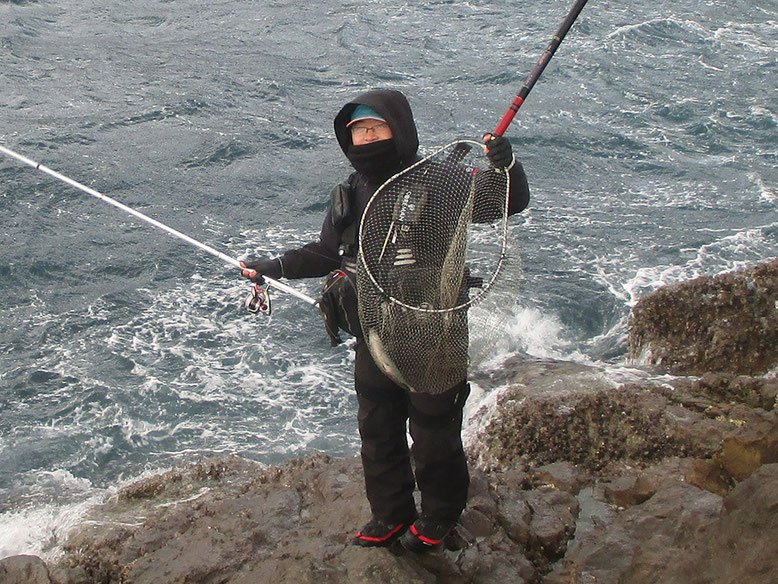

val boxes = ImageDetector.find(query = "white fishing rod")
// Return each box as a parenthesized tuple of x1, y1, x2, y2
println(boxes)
(0, 144, 318, 310)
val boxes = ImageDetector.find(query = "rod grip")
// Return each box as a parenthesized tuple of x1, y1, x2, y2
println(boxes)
(493, 96, 525, 136)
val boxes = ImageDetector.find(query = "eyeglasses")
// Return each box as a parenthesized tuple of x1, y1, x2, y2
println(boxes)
(350, 122, 391, 138)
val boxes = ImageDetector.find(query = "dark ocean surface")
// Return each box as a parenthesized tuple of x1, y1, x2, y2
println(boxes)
(1, 0, 776, 559)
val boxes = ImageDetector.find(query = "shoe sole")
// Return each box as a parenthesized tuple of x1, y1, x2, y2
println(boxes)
(353, 523, 409, 548)
(399, 527, 445, 553)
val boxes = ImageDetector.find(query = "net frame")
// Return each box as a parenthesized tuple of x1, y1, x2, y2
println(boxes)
(354, 139, 514, 394)
(357, 139, 511, 315)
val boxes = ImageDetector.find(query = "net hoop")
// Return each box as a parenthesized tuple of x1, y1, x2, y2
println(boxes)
(356, 139, 511, 315)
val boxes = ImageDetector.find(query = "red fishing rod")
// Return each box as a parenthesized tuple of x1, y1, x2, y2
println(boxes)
(494, 0, 590, 136)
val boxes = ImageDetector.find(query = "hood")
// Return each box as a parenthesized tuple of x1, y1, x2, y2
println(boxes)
(334, 89, 419, 169)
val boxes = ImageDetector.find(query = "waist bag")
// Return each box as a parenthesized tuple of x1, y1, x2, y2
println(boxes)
(318, 265, 362, 346)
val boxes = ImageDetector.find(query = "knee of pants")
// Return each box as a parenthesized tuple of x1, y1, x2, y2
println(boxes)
(407, 381, 470, 431)
(356, 393, 408, 439)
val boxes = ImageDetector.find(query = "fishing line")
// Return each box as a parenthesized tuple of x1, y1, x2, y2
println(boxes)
(0, 143, 318, 308)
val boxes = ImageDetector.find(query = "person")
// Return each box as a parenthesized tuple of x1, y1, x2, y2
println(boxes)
(241, 89, 530, 552)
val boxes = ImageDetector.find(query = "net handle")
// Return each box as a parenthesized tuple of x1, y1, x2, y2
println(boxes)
(493, 0, 590, 136)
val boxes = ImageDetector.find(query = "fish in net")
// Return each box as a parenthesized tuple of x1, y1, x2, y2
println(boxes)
(356, 139, 517, 394)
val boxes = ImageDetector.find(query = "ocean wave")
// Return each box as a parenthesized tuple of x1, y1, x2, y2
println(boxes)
(0, 489, 101, 561)
(622, 222, 778, 306)
(607, 16, 711, 46)
(749, 172, 777, 205)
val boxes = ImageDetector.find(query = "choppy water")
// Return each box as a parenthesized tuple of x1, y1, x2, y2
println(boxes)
(1, 0, 776, 559)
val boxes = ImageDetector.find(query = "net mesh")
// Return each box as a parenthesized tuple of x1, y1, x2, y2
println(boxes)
(356, 140, 516, 394)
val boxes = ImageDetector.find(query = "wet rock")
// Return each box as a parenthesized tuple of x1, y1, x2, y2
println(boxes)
(522, 488, 579, 565)
(679, 457, 733, 496)
(15, 387, 777, 584)
(456, 536, 537, 584)
(528, 461, 589, 495)
(546, 479, 723, 584)
(629, 258, 778, 375)
(678, 462, 778, 582)
(0, 556, 52, 584)
(458, 506, 495, 539)
(597, 475, 656, 507)
(470, 375, 725, 473)
(682, 372, 778, 411)
(494, 485, 532, 546)
(621, 464, 778, 584)
(714, 406, 778, 481)
(46, 455, 557, 584)
(34, 363, 777, 584)
(472, 361, 778, 496)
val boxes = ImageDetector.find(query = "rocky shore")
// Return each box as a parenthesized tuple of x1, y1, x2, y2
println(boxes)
(3, 260, 777, 584)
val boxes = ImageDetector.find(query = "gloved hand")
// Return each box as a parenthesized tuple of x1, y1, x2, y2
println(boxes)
(240, 258, 282, 283)
(483, 134, 515, 170)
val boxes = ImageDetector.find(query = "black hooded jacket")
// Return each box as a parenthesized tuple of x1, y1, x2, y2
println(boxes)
(334, 88, 420, 174)
(275, 89, 530, 280)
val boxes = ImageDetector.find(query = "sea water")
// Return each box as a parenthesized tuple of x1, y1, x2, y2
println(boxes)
(1, 0, 776, 559)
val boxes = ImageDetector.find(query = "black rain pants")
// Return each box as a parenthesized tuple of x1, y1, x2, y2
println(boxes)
(354, 338, 470, 525)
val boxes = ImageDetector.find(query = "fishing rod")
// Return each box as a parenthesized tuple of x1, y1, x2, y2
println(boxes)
(0, 143, 318, 311)
(493, 0, 589, 136)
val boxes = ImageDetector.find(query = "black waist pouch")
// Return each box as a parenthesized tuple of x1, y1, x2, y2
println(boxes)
(319, 269, 362, 346)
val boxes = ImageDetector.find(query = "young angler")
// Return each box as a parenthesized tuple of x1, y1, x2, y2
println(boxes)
(241, 89, 530, 551)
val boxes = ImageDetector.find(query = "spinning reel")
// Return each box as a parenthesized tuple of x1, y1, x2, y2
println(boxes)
(244, 282, 271, 315)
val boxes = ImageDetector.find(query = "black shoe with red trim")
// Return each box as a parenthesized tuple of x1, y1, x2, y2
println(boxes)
(353, 517, 412, 548)
(399, 515, 455, 553)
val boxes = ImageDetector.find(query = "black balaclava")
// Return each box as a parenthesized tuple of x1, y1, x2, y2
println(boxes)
(346, 139, 401, 181)
(334, 89, 420, 183)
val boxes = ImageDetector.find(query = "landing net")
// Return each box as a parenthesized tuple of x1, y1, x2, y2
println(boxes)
(356, 139, 517, 394)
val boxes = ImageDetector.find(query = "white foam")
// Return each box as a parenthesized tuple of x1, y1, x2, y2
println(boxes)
(713, 21, 778, 54)
(623, 223, 778, 306)
(749, 172, 777, 205)
(0, 501, 93, 561)
(698, 57, 724, 72)
(607, 18, 666, 39)
(496, 306, 588, 363)
(0, 470, 107, 562)
(462, 379, 509, 449)
(607, 16, 712, 44)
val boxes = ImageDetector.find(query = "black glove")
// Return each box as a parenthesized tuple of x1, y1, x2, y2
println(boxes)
(240, 258, 282, 282)
(484, 134, 514, 170)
